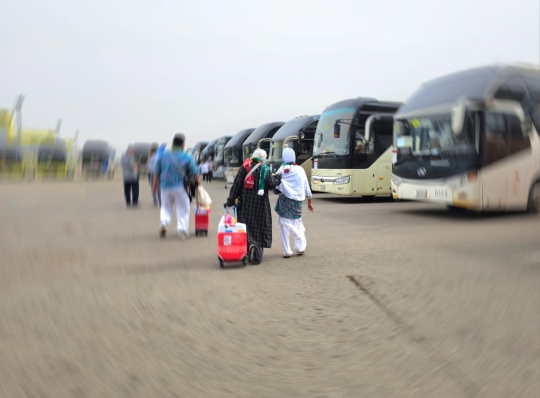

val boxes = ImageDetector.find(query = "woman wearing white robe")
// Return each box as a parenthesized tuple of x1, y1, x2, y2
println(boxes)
(274, 147, 314, 258)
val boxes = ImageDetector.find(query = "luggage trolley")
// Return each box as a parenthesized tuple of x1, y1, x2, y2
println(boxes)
(217, 206, 248, 268)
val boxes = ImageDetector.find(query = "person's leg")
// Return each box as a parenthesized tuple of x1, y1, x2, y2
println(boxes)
(160, 189, 173, 236)
(208, 171, 213, 182)
(174, 187, 191, 237)
(149, 173, 158, 205)
(292, 218, 307, 254)
(278, 217, 293, 257)
(124, 181, 131, 206)
(132, 180, 140, 206)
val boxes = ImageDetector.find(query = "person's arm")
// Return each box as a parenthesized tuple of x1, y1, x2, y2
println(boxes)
(189, 157, 201, 185)
(226, 165, 247, 207)
(152, 156, 161, 193)
(267, 171, 282, 191)
(303, 170, 314, 212)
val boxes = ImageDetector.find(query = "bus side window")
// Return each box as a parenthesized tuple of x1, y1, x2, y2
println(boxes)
(507, 114, 530, 155)
(484, 113, 509, 166)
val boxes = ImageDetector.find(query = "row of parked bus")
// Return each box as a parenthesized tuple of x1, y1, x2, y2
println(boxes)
(189, 64, 540, 213)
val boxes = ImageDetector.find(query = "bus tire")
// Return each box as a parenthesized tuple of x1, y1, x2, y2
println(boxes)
(527, 182, 540, 213)
(446, 205, 467, 212)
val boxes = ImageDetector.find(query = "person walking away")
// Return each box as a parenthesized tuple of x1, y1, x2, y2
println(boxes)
(200, 159, 209, 182)
(225, 148, 281, 264)
(147, 144, 160, 207)
(121, 145, 139, 207)
(274, 147, 314, 258)
(207, 157, 214, 183)
(153, 133, 200, 240)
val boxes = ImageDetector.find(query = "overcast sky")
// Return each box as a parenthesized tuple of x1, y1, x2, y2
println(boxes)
(1, 0, 539, 151)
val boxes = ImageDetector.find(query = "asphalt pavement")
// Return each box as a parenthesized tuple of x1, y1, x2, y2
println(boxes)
(0, 178, 539, 397)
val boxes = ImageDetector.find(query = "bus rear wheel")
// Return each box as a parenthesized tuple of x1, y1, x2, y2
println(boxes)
(527, 182, 540, 213)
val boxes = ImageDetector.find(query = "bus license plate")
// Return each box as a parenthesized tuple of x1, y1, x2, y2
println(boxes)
(318, 185, 325, 191)
(416, 189, 427, 198)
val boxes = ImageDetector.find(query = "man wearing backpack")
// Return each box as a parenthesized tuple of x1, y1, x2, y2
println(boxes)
(152, 133, 200, 240)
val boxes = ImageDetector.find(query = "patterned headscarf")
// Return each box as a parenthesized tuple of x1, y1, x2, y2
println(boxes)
(248, 148, 270, 196)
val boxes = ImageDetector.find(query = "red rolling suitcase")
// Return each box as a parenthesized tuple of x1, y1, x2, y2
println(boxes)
(217, 206, 248, 268)
(195, 203, 210, 237)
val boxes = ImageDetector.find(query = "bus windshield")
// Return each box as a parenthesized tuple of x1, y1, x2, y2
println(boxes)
(269, 141, 284, 162)
(215, 144, 225, 163)
(394, 112, 477, 159)
(313, 107, 355, 156)
(224, 147, 240, 166)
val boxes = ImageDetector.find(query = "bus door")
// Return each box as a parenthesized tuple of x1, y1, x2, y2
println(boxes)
(483, 111, 534, 210)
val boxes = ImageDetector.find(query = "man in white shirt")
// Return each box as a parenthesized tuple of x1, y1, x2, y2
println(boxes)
(200, 160, 209, 182)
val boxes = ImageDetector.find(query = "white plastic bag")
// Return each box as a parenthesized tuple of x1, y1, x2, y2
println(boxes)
(197, 185, 212, 206)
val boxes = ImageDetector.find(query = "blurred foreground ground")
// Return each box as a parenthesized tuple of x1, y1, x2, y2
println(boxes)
(0, 179, 539, 397)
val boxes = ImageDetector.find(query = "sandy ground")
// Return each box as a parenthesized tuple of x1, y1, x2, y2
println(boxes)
(0, 178, 539, 397)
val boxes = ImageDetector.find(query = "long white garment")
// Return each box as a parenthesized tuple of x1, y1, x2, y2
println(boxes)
(276, 165, 312, 201)
(160, 187, 191, 233)
(277, 216, 307, 256)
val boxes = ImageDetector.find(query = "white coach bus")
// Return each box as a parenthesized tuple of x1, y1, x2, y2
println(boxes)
(391, 64, 540, 212)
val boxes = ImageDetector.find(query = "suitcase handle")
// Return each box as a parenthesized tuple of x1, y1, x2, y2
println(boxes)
(223, 204, 237, 220)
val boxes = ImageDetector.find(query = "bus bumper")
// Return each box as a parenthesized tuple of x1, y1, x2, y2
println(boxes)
(391, 179, 480, 210)
(311, 170, 352, 195)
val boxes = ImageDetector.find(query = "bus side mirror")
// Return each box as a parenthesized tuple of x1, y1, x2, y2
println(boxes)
(452, 100, 466, 136)
(334, 122, 340, 138)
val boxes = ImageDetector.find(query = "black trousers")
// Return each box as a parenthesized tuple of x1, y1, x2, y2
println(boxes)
(207, 171, 213, 182)
(124, 180, 139, 206)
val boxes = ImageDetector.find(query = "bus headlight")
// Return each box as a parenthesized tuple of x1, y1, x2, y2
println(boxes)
(334, 176, 350, 185)
(391, 175, 403, 187)
(446, 174, 467, 188)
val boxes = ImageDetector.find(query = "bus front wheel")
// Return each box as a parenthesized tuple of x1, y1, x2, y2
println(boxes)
(527, 182, 540, 213)
(446, 205, 467, 212)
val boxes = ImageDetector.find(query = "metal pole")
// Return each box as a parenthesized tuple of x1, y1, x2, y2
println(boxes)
(13, 95, 25, 147)
(55, 119, 62, 137)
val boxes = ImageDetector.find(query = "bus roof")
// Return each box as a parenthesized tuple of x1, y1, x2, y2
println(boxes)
(243, 122, 285, 146)
(224, 128, 255, 149)
(322, 97, 402, 114)
(217, 135, 233, 144)
(38, 138, 66, 150)
(192, 141, 209, 150)
(271, 115, 320, 141)
(397, 64, 540, 117)
(83, 139, 109, 150)
(200, 138, 219, 158)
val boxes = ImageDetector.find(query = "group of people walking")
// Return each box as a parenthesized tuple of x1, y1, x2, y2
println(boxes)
(120, 133, 313, 261)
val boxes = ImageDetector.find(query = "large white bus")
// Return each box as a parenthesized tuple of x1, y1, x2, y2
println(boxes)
(391, 64, 540, 212)
(266, 115, 319, 184)
(310, 97, 402, 196)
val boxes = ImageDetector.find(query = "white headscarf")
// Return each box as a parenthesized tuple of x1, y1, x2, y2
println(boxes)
(276, 148, 312, 201)
(283, 147, 295, 164)
(252, 148, 267, 160)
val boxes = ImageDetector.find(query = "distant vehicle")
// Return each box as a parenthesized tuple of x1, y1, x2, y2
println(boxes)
(212, 135, 233, 179)
(191, 141, 209, 164)
(267, 115, 319, 185)
(81, 140, 115, 179)
(200, 138, 219, 163)
(35, 138, 76, 179)
(242, 122, 285, 162)
(223, 128, 255, 188)
(392, 64, 540, 212)
(0, 146, 25, 179)
(311, 97, 402, 196)
(132, 142, 152, 176)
